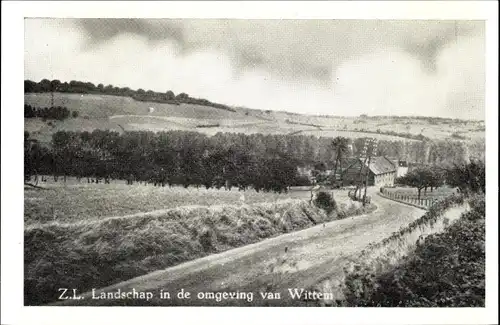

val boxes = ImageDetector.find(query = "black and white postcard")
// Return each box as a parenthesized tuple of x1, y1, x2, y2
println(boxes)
(1, 1, 498, 325)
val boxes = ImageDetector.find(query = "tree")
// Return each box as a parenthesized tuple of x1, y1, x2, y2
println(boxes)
(24, 80, 38, 93)
(331, 136, 350, 186)
(50, 79, 61, 92)
(427, 167, 445, 192)
(39, 79, 52, 92)
(396, 167, 434, 200)
(176, 92, 189, 100)
(165, 90, 175, 100)
(445, 160, 485, 194)
(104, 84, 114, 93)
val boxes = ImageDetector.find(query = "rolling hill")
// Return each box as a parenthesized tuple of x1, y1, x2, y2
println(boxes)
(25, 92, 485, 144)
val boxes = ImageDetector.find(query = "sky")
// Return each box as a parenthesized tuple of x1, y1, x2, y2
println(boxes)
(24, 19, 485, 120)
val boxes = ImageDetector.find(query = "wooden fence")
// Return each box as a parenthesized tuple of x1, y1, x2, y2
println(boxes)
(380, 188, 439, 210)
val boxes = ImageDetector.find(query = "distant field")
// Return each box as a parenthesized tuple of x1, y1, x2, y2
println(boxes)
(24, 179, 319, 224)
(300, 129, 419, 142)
(25, 93, 250, 120)
(25, 92, 484, 142)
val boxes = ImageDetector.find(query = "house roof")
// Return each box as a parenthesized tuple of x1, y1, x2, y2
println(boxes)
(366, 157, 397, 175)
(343, 156, 396, 175)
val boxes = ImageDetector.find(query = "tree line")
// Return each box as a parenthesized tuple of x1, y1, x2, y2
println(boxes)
(24, 130, 306, 192)
(24, 79, 235, 112)
(395, 160, 485, 199)
(24, 127, 482, 190)
(24, 104, 78, 120)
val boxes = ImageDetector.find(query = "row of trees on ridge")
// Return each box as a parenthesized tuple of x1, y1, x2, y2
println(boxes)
(24, 79, 235, 112)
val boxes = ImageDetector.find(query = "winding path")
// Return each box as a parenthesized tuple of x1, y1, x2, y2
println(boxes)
(55, 190, 424, 306)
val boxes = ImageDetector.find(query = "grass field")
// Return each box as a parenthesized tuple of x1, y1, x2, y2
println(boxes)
(24, 179, 320, 224)
(24, 180, 369, 305)
(25, 93, 484, 143)
(25, 93, 251, 120)
(300, 129, 419, 142)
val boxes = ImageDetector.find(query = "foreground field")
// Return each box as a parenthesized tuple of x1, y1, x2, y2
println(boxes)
(25, 180, 317, 224)
(25, 181, 368, 305)
(53, 191, 421, 307)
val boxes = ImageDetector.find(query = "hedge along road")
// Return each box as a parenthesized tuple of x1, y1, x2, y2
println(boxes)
(54, 188, 425, 306)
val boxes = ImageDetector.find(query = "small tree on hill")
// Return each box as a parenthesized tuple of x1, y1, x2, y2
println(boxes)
(165, 90, 175, 100)
(176, 92, 189, 100)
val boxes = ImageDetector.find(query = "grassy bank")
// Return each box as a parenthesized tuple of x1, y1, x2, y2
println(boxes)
(342, 194, 484, 306)
(308, 194, 472, 306)
(24, 182, 314, 224)
(25, 197, 374, 305)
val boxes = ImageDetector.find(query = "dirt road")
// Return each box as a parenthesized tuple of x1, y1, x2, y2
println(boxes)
(55, 192, 424, 306)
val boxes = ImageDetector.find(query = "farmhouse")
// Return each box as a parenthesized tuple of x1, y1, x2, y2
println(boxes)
(342, 156, 397, 187)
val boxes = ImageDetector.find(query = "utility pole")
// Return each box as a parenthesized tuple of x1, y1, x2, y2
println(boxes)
(50, 51, 55, 108)
(354, 140, 369, 200)
(363, 138, 377, 206)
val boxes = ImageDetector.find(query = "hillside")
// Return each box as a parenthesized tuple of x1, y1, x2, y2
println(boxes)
(25, 92, 485, 144)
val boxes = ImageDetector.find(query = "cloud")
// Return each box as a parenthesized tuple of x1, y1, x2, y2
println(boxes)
(24, 19, 485, 119)
(73, 19, 483, 80)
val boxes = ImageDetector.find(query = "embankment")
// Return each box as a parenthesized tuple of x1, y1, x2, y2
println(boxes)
(308, 194, 471, 306)
(25, 198, 372, 306)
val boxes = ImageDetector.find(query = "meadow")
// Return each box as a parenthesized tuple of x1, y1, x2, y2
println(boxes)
(24, 180, 371, 306)
(24, 178, 317, 224)
(25, 93, 484, 145)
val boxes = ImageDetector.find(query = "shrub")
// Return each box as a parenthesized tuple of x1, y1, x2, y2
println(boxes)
(294, 175, 312, 186)
(314, 191, 337, 214)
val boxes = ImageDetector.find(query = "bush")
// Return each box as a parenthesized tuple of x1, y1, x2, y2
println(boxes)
(294, 175, 312, 186)
(314, 191, 337, 214)
(337, 201, 377, 220)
